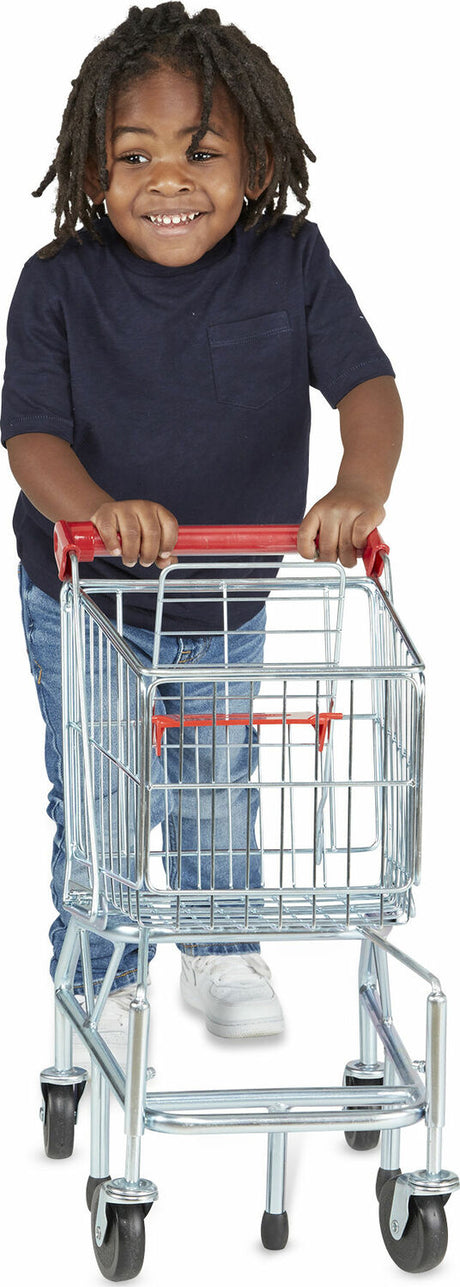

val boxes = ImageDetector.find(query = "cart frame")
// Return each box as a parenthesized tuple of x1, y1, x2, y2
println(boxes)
(39, 524, 458, 1277)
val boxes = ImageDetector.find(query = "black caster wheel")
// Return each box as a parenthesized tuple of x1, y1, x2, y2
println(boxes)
(91, 1186, 146, 1281)
(87, 1175, 111, 1211)
(376, 1166, 402, 1202)
(344, 1073, 383, 1151)
(42, 1082, 85, 1159)
(378, 1175, 449, 1272)
(87, 1176, 153, 1219)
(261, 1210, 289, 1250)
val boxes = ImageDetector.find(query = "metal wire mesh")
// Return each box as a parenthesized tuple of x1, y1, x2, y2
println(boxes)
(62, 558, 423, 938)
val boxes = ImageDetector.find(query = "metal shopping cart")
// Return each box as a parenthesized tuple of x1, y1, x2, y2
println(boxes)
(39, 521, 458, 1279)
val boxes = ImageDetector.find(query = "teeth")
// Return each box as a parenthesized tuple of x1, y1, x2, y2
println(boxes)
(146, 212, 200, 226)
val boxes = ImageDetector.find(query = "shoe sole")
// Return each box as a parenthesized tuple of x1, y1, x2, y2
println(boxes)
(180, 979, 284, 1039)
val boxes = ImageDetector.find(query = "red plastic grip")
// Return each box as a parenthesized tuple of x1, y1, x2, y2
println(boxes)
(53, 520, 388, 580)
(361, 527, 389, 579)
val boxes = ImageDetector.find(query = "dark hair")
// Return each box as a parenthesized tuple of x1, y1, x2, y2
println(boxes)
(33, 2, 316, 258)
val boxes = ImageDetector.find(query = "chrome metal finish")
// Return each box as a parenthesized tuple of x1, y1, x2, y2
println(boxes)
(40, 1066, 87, 1087)
(106, 1176, 159, 1204)
(380, 1055, 401, 1172)
(43, 546, 456, 1269)
(90, 1062, 110, 1181)
(358, 938, 378, 1066)
(266, 1132, 287, 1213)
(426, 991, 447, 1175)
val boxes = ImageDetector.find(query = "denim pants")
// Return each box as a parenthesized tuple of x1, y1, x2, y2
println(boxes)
(19, 566, 265, 991)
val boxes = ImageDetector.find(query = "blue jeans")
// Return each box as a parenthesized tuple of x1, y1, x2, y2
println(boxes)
(19, 566, 265, 991)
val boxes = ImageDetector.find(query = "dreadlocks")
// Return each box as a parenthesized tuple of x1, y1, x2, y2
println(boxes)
(33, 3, 316, 259)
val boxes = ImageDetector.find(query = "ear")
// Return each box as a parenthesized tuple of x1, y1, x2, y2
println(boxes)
(84, 157, 105, 205)
(245, 147, 275, 201)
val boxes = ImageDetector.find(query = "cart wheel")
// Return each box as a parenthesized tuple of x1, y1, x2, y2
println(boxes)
(261, 1210, 289, 1250)
(91, 1188, 145, 1281)
(376, 1166, 401, 1202)
(344, 1073, 383, 1151)
(87, 1175, 111, 1212)
(378, 1176, 449, 1272)
(42, 1082, 83, 1159)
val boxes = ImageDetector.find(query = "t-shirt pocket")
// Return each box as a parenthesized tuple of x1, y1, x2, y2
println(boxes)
(208, 311, 292, 409)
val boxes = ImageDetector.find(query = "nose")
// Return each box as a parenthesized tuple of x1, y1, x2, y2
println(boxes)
(145, 159, 195, 195)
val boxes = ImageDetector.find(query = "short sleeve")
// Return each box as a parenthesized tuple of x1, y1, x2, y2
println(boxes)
(304, 227, 395, 407)
(1, 258, 74, 446)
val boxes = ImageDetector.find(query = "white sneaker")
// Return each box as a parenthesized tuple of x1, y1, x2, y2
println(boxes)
(180, 953, 284, 1038)
(72, 983, 149, 1072)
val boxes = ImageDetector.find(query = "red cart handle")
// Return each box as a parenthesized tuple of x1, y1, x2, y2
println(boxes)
(53, 520, 389, 581)
(152, 709, 343, 756)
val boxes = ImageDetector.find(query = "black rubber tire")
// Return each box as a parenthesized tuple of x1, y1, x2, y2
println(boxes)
(378, 1176, 449, 1272)
(91, 1188, 145, 1281)
(42, 1083, 79, 1159)
(87, 1175, 111, 1212)
(344, 1073, 383, 1151)
(376, 1166, 402, 1202)
(261, 1210, 289, 1250)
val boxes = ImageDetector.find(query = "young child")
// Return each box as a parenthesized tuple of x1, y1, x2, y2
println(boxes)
(1, 3, 402, 1050)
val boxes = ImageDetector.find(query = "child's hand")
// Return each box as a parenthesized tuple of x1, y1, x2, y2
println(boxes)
(90, 500, 179, 568)
(297, 484, 385, 568)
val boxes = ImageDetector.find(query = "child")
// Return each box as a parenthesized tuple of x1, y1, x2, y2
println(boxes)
(1, 3, 402, 1050)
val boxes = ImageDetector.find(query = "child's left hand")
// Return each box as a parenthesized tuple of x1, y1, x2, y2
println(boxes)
(297, 483, 386, 568)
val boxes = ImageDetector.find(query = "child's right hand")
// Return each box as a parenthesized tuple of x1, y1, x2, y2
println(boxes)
(90, 500, 179, 569)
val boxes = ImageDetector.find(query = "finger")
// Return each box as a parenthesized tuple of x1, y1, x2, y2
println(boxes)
(116, 509, 142, 566)
(338, 521, 358, 569)
(137, 509, 161, 567)
(351, 506, 385, 556)
(156, 553, 179, 569)
(155, 509, 179, 568)
(316, 519, 340, 564)
(91, 509, 122, 556)
(297, 509, 320, 559)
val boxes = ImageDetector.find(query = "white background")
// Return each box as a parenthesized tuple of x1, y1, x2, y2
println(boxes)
(0, 2, 459, 1283)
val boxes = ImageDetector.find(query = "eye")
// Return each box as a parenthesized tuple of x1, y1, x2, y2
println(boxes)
(190, 150, 217, 163)
(118, 152, 149, 165)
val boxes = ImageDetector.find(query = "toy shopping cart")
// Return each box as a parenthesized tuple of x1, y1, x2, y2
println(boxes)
(40, 521, 458, 1278)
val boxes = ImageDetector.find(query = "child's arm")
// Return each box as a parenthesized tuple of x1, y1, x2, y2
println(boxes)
(6, 433, 178, 568)
(298, 376, 403, 566)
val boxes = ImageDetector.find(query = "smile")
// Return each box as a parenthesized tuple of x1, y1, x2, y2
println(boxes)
(143, 211, 205, 231)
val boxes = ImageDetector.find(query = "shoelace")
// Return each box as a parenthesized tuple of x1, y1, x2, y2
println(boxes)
(193, 955, 272, 984)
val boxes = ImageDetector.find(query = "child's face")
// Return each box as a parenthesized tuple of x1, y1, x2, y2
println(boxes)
(95, 65, 260, 266)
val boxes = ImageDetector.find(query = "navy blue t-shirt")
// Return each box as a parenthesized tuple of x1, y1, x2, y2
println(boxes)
(1, 213, 394, 629)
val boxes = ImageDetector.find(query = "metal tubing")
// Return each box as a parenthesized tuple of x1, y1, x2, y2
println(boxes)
(147, 1082, 420, 1110)
(266, 1133, 287, 1214)
(372, 940, 393, 1022)
(360, 983, 425, 1095)
(125, 1137, 142, 1185)
(426, 991, 447, 1176)
(90, 944, 125, 1026)
(123, 981, 150, 1184)
(362, 929, 442, 994)
(90, 1062, 110, 1179)
(380, 1055, 401, 1172)
(125, 1001, 150, 1140)
(54, 1006, 73, 1074)
(358, 940, 378, 1066)
(56, 985, 125, 1105)
(145, 1103, 422, 1136)
(54, 919, 81, 1071)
